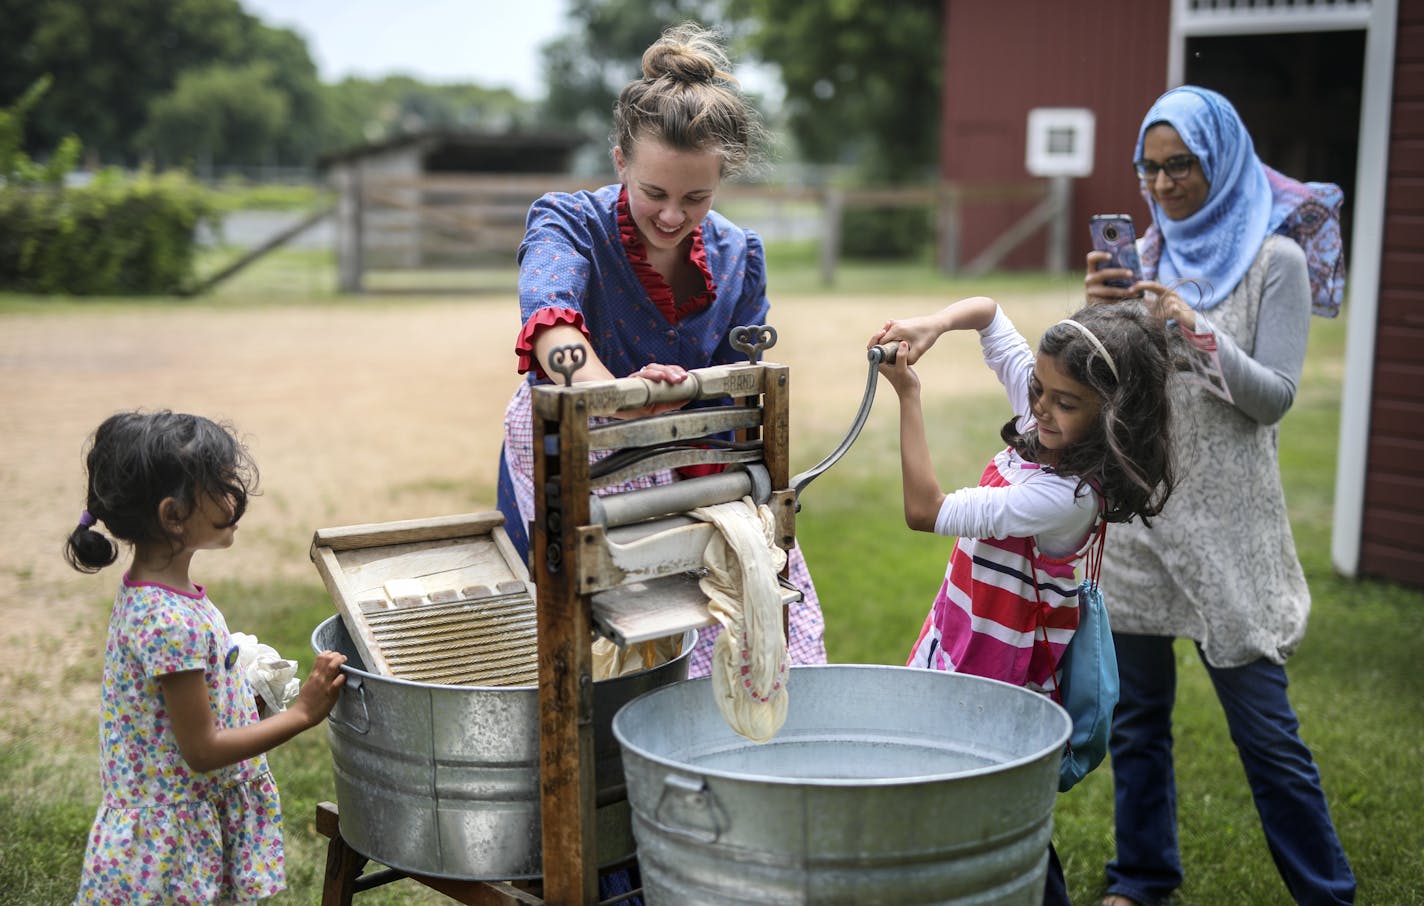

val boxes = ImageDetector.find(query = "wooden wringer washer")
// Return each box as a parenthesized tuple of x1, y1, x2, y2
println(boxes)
(532, 326, 897, 904)
(310, 325, 896, 905)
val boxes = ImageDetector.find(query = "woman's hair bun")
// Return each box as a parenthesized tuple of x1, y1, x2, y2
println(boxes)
(613, 22, 761, 179)
(641, 23, 730, 85)
(643, 44, 715, 83)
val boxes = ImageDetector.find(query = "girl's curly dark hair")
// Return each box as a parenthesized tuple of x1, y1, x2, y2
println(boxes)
(1001, 302, 1176, 524)
(65, 411, 257, 572)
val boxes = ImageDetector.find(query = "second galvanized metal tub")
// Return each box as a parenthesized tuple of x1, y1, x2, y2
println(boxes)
(312, 615, 695, 880)
(613, 664, 1071, 905)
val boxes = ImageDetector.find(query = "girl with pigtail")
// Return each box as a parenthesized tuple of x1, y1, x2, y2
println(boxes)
(67, 410, 346, 905)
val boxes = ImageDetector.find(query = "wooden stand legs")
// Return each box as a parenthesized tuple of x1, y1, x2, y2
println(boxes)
(314, 801, 545, 905)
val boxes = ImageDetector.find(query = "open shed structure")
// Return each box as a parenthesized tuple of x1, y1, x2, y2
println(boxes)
(321, 129, 592, 293)
(940, 0, 1420, 588)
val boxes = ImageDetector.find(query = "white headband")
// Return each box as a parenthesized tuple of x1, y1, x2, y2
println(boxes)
(1054, 318, 1119, 382)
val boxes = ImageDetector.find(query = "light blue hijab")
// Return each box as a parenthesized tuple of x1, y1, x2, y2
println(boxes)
(1136, 86, 1280, 310)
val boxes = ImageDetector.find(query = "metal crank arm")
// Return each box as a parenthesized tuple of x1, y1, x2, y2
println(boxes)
(788, 342, 899, 507)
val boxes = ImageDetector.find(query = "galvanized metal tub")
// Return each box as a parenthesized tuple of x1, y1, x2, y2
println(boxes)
(613, 664, 1071, 905)
(312, 615, 695, 880)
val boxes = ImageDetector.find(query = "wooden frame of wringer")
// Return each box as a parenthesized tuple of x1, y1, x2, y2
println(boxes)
(531, 325, 799, 904)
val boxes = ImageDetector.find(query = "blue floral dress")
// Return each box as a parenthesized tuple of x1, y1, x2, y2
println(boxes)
(75, 576, 284, 905)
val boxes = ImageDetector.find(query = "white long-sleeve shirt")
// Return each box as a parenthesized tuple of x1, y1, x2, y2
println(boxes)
(933, 309, 1098, 559)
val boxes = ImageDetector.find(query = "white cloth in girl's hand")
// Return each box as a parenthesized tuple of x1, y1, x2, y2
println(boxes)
(230, 632, 300, 715)
(692, 497, 789, 743)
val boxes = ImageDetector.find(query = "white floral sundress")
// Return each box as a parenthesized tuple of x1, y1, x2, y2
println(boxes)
(75, 577, 284, 905)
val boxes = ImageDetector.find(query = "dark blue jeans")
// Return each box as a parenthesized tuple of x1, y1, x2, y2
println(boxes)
(1104, 634, 1355, 905)
(1043, 843, 1069, 906)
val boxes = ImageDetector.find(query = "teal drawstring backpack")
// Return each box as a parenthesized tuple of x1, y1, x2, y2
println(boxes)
(1037, 519, 1119, 792)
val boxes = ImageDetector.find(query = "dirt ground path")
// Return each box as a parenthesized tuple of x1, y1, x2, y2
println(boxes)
(0, 289, 1076, 738)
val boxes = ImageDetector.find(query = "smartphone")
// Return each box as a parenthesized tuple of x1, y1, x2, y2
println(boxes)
(1089, 214, 1143, 289)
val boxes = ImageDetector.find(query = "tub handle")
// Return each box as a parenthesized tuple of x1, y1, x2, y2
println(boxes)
(327, 672, 371, 735)
(651, 774, 726, 844)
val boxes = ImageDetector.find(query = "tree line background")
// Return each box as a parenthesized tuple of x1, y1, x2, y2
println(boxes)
(1, 0, 943, 185)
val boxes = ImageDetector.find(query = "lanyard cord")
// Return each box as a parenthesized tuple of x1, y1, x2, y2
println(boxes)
(1082, 519, 1106, 587)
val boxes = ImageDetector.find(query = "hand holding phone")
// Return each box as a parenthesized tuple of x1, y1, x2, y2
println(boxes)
(1090, 214, 1143, 290)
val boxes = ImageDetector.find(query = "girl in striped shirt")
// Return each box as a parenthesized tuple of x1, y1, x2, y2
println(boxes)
(876, 295, 1176, 687)
(872, 295, 1176, 904)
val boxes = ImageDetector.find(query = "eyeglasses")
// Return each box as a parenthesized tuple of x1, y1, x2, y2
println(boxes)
(1134, 154, 1197, 181)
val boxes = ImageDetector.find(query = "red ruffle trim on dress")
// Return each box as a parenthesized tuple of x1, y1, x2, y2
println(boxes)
(616, 186, 716, 324)
(675, 462, 728, 479)
(516, 307, 587, 378)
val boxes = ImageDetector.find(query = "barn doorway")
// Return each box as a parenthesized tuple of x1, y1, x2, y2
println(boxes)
(1183, 30, 1365, 247)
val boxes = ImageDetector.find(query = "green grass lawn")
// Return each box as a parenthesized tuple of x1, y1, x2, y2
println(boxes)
(2, 253, 1421, 904)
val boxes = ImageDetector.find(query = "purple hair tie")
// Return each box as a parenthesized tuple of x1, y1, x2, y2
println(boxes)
(79, 510, 97, 529)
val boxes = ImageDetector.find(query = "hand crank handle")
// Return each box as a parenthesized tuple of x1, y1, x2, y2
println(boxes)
(789, 344, 899, 505)
(869, 341, 900, 365)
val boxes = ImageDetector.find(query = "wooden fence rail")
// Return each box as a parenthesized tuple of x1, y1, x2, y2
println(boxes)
(333, 173, 1061, 293)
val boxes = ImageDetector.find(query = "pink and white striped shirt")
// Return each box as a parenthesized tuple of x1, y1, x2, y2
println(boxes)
(907, 309, 1100, 692)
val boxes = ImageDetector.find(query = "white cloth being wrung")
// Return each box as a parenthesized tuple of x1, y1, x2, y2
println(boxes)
(230, 632, 300, 717)
(691, 497, 789, 743)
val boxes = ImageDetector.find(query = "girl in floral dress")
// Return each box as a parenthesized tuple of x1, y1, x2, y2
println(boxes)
(67, 410, 346, 905)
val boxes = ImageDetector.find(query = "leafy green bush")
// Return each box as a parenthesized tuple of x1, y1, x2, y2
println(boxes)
(841, 204, 933, 260)
(2, 77, 218, 296)
(0, 171, 219, 295)
(0, 76, 79, 187)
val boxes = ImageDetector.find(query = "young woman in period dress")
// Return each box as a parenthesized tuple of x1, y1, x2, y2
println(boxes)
(496, 23, 827, 678)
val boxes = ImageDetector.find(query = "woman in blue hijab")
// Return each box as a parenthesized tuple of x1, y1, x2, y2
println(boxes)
(1084, 87, 1354, 906)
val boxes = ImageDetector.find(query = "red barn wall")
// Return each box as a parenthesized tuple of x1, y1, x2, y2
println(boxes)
(940, 0, 1171, 269)
(1362, 0, 1424, 586)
